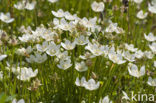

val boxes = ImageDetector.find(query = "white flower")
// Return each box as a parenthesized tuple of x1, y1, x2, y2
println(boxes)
(133, 0, 143, 4)
(64, 11, 77, 20)
(144, 33, 156, 42)
(125, 43, 138, 52)
(26, 53, 47, 63)
(79, 52, 95, 60)
(14, 1, 25, 10)
(48, 0, 58, 3)
(134, 50, 144, 59)
(16, 67, 38, 81)
(36, 41, 49, 52)
(75, 35, 89, 45)
(0, 71, 3, 80)
(58, 18, 72, 31)
(14, 1, 36, 10)
(84, 78, 100, 90)
(136, 10, 148, 19)
(61, 39, 76, 50)
(46, 42, 60, 56)
(154, 61, 156, 67)
(128, 63, 145, 78)
(105, 22, 124, 34)
(16, 46, 33, 56)
(57, 59, 72, 70)
(0, 54, 7, 61)
(108, 52, 126, 64)
(147, 77, 156, 86)
(148, 2, 156, 14)
(122, 91, 130, 100)
(34, 53, 47, 63)
(25, 1, 36, 10)
(149, 42, 156, 53)
(0, 12, 14, 23)
(52, 9, 64, 18)
(99, 96, 112, 103)
(122, 51, 135, 62)
(75, 77, 86, 87)
(12, 99, 25, 103)
(144, 51, 154, 59)
(56, 51, 70, 60)
(91, 1, 104, 12)
(85, 42, 104, 56)
(75, 61, 88, 72)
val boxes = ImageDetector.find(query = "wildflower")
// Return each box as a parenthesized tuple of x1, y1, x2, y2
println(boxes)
(144, 32, 156, 42)
(122, 51, 135, 62)
(0, 12, 14, 23)
(46, 41, 60, 56)
(148, 1, 156, 14)
(133, 0, 143, 4)
(85, 42, 104, 56)
(91, 1, 104, 12)
(36, 41, 49, 52)
(48, 0, 58, 3)
(75, 35, 89, 45)
(14, 1, 36, 10)
(57, 59, 72, 70)
(34, 53, 47, 63)
(51, 9, 64, 18)
(99, 96, 113, 103)
(56, 51, 70, 60)
(0, 54, 7, 61)
(136, 10, 148, 19)
(147, 77, 156, 86)
(134, 50, 144, 59)
(61, 39, 76, 50)
(16, 46, 33, 56)
(16, 67, 38, 81)
(12, 99, 25, 103)
(25, 1, 36, 10)
(105, 22, 124, 34)
(75, 77, 86, 87)
(128, 63, 145, 78)
(26, 53, 47, 63)
(75, 61, 88, 72)
(144, 51, 154, 59)
(125, 43, 138, 52)
(64, 11, 77, 20)
(108, 52, 126, 64)
(79, 52, 95, 60)
(149, 42, 156, 53)
(0, 71, 3, 80)
(83, 78, 100, 90)
(154, 61, 156, 67)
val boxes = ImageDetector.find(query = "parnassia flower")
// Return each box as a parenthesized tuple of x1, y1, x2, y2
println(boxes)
(99, 96, 113, 103)
(14, 67, 38, 81)
(83, 78, 100, 90)
(61, 39, 76, 50)
(0, 12, 14, 23)
(147, 77, 156, 86)
(75, 77, 86, 87)
(128, 63, 145, 78)
(144, 32, 156, 42)
(136, 10, 148, 19)
(0, 54, 7, 61)
(91, 1, 104, 12)
(57, 59, 72, 70)
(48, 0, 58, 3)
(12, 99, 25, 103)
(75, 61, 88, 72)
